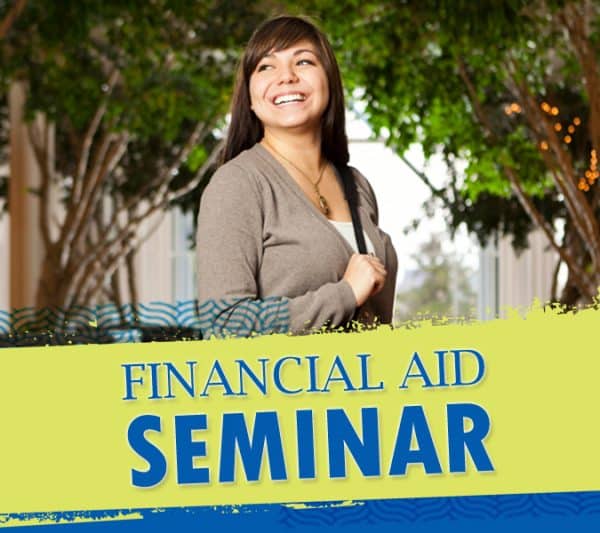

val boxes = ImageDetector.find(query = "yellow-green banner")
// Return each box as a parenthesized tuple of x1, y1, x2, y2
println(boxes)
(1, 305, 599, 516)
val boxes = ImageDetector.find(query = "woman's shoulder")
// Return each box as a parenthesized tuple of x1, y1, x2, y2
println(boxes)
(213, 145, 263, 180)
(206, 145, 265, 196)
(200, 146, 267, 212)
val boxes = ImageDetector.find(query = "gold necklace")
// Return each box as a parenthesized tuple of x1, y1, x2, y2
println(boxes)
(263, 140, 330, 216)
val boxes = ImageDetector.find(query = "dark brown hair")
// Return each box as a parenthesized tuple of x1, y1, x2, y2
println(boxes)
(221, 15, 349, 168)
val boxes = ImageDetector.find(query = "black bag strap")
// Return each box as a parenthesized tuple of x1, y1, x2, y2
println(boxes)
(338, 165, 367, 254)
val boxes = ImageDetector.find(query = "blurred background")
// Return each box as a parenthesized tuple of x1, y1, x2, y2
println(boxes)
(0, 0, 598, 335)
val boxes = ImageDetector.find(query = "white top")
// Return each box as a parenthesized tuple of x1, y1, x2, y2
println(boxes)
(329, 220, 376, 255)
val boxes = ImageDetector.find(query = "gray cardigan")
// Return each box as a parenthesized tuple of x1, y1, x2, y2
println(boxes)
(196, 143, 397, 337)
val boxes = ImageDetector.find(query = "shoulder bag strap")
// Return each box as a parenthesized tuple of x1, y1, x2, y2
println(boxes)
(339, 165, 367, 254)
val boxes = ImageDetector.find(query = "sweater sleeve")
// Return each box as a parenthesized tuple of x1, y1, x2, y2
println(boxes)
(196, 163, 356, 338)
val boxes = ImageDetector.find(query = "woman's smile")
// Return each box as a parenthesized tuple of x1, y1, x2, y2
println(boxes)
(272, 92, 307, 105)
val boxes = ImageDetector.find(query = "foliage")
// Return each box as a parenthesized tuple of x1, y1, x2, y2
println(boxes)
(302, 0, 600, 304)
(0, 1, 273, 310)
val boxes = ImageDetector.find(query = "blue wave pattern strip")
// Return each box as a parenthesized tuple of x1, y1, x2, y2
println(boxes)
(1, 492, 600, 530)
(197, 296, 290, 338)
(0, 298, 290, 346)
(279, 492, 600, 527)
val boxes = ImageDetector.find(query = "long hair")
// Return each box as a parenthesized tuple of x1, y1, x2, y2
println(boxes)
(221, 16, 349, 168)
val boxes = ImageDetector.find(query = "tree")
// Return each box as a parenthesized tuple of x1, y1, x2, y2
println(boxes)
(394, 233, 476, 323)
(0, 91, 7, 208)
(303, 0, 600, 305)
(0, 1, 270, 314)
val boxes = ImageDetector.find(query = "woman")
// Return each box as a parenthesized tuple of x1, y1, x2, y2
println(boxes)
(196, 16, 397, 337)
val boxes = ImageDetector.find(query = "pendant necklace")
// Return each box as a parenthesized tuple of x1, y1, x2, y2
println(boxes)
(263, 140, 330, 216)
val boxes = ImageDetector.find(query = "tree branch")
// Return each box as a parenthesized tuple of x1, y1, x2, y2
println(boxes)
(100, 120, 214, 239)
(72, 133, 129, 252)
(550, 256, 561, 302)
(59, 130, 114, 257)
(167, 137, 224, 202)
(79, 209, 166, 305)
(63, 137, 222, 308)
(457, 57, 496, 136)
(507, 56, 600, 269)
(562, 1, 600, 153)
(503, 164, 595, 299)
(73, 69, 120, 196)
(60, 132, 129, 270)
(129, 120, 210, 211)
(125, 245, 138, 310)
(398, 153, 453, 210)
(27, 120, 52, 249)
(458, 53, 598, 298)
(0, 0, 26, 40)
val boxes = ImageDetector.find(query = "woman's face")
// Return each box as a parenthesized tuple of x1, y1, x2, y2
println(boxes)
(249, 39, 329, 135)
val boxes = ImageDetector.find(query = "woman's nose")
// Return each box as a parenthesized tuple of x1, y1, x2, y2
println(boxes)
(278, 64, 299, 84)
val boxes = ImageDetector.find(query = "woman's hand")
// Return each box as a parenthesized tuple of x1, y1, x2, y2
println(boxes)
(342, 253, 387, 307)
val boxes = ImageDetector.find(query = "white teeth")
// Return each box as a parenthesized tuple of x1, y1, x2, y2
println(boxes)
(274, 94, 306, 105)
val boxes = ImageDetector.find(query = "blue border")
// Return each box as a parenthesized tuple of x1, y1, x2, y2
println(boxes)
(5, 492, 600, 532)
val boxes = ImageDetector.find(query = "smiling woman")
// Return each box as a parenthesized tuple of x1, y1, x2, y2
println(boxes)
(196, 16, 398, 337)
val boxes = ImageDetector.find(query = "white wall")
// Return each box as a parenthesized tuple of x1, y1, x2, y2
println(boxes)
(498, 230, 557, 312)
(134, 210, 174, 303)
(478, 229, 557, 318)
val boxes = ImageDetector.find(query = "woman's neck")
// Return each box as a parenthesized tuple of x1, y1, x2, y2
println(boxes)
(261, 129, 324, 172)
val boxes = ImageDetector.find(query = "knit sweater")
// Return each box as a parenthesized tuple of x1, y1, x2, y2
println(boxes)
(196, 143, 398, 337)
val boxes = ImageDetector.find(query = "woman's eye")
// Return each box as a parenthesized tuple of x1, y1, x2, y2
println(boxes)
(297, 59, 315, 66)
(257, 64, 273, 72)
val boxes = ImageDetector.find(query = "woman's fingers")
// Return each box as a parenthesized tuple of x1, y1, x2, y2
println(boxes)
(342, 253, 388, 306)
(368, 257, 387, 276)
(366, 255, 387, 296)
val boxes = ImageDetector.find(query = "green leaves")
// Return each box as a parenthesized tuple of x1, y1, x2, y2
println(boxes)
(0, 0, 267, 204)
(186, 145, 208, 172)
(304, 0, 595, 256)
